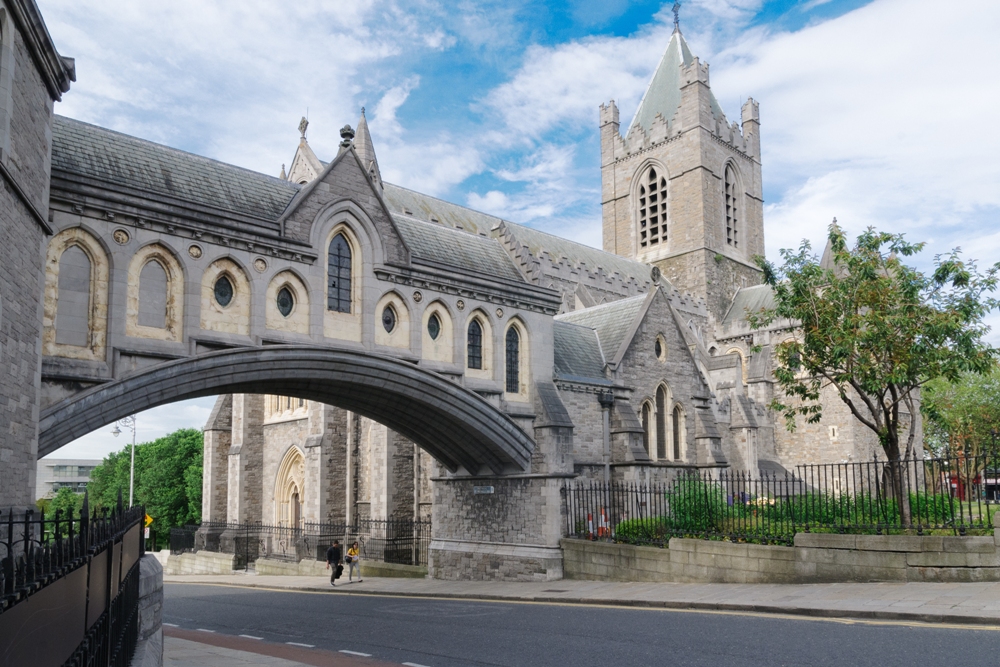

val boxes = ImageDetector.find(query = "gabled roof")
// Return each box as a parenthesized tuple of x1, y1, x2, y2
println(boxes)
(393, 214, 524, 282)
(627, 28, 724, 136)
(722, 284, 775, 328)
(52, 115, 298, 226)
(552, 320, 608, 384)
(555, 293, 648, 364)
(382, 183, 501, 236)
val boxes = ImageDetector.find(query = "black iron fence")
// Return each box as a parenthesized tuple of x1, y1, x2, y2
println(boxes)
(565, 455, 997, 547)
(171, 518, 431, 569)
(0, 495, 144, 666)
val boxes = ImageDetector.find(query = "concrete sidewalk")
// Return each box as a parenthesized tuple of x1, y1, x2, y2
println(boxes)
(164, 573, 1000, 626)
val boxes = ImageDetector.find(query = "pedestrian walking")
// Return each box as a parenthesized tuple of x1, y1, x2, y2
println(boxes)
(326, 540, 343, 586)
(345, 541, 362, 582)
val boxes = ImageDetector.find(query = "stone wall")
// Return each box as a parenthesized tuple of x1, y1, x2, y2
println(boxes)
(563, 514, 1000, 583)
(131, 555, 164, 667)
(429, 476, 564, 581)
(0, 17, 56, 507)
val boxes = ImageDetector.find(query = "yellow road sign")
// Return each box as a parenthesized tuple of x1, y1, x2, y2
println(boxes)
(145, 513, 153, 527)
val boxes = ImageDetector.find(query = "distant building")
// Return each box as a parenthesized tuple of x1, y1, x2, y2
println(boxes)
(35, 459, 101, 500)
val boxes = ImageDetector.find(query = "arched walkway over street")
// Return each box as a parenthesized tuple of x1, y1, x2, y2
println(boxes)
(38, 346, 534, 474)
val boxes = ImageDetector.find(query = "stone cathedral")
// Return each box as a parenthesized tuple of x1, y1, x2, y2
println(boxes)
(199, 23, 893, 531)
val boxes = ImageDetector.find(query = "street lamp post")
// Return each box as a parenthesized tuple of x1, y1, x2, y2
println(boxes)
(112, 416, 137, 507)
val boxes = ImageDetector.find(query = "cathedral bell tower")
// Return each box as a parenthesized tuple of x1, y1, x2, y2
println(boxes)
(600, 7, 764, 321)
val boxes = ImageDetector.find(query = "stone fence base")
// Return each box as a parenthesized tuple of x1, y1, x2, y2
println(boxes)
(563, 530, 1000, 584)
(163, 551, 236, 575)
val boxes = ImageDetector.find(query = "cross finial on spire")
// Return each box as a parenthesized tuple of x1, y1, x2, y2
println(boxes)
(361, 106, 366, 116)
(672, 2, 681, 31)
(298, 116, 309, 139)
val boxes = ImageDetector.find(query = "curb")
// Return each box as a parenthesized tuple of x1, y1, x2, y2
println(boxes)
(164, 580, 1000, 628)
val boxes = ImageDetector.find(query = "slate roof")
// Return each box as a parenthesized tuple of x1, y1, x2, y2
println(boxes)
(722, 284, 775, 328)
(383, 183, 500, 236)
(628, 29, 725, 136)
(392, 214, 524, 282)
(553, 321, 607, 383)
(502, 221, 654, 287)
(51, 116, 298, 225)
(555, 294, 647, 362)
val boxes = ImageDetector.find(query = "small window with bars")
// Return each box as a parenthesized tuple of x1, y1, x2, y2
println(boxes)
(467, 319, 483, 370)
(505, 327, 520, 394)
(638, 166, 668, 249)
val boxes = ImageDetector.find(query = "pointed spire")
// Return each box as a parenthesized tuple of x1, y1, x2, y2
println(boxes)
(354, 107, 383, 190)
(279, 163, 287, 180)
(626, 24, 724, 136)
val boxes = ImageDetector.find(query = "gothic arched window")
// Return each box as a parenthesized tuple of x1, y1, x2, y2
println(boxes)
(505, 327, 520, 394)
(638, 166, 668, 249)
(641, 402, 651, 455)
(467, 319, 483, 370)
(672, 405, 683, 460)
(655, 386, 667, 460)
(327, 233, 352, 313)
(725, 164, 739, 248)
(55, 245, 92, 347)
(138, 259, 168, 328)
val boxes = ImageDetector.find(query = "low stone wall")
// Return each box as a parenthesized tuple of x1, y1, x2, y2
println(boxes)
(130, 555, 164, 667)
(563, 519, 1000, 584)
(163, 551, 236, 575)
(255, 557, 427, 578)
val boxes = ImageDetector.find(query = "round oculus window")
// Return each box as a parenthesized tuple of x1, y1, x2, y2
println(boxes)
(427, 313, 441, 340)
(382, 305, 397, 333)
(277, 287, 294, 317)
(214, 275, 234, 307)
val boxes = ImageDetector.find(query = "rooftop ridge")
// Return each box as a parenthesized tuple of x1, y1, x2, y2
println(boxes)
(54, 115, 301, 190)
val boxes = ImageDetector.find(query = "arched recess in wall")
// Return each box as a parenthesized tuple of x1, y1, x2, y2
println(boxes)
(723, 160, 745, 253)
(640, 400, 653, 455)
(266, 270, 310, 335)
(632, 159, 669, 255)
(200, 258, 251, 336)
(274, 445, 306, 528)
(421, 300, 453, 363)
(726, 346, 748, 384)
(126, 243, 184, 342)
(324, 222, 363, 343)
(43, 227, 109, 361)
(672, 403, 686, 461)
(375, 291, 410, 349)
(655, 383, 672, 461)
(465, 309, 493, 380)
(504, 318, 530, 401)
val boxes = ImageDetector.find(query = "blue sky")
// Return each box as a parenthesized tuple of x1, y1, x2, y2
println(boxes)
(39, 0, 1000, 458)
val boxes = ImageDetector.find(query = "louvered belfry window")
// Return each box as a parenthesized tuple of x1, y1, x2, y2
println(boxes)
(725, 164, 739, 248)
(505, 327, 520, 394)
(327, 233, 352, 313)
(468, 319, 483, 370)
(638, 166, 668, 249)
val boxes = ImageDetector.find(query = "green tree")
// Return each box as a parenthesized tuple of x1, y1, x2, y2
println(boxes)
(88, 428, 203, 548)
(36, 486, 85, 520)
(922, 365, 1000, 461)
(750, 225, 1000, 519)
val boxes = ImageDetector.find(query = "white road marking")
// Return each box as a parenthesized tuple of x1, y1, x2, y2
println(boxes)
(196, 628, 215, 633)
(163, 623, 179, 627)
(239, 634, 263, 640)
(340, 649, 372, 657)
(403, 662, 432, 667)
(287, 642, 315, 648)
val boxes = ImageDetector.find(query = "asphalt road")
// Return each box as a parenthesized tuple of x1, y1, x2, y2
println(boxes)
(164, 583, 1000, 667)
